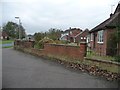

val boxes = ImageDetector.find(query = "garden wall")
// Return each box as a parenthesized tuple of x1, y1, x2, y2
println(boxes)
(14, 40, 87, 60)
(44, 43, 86, 60)
(14, 40, 35, 48)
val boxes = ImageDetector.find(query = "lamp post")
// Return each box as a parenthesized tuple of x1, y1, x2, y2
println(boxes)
(15, 17, 21, 40)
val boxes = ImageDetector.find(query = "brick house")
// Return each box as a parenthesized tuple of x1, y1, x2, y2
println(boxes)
(60, 27, 82, 42)
(0, 31, 9, 40)
(89, 2, 120, 56)
(75, 29, 89, 43)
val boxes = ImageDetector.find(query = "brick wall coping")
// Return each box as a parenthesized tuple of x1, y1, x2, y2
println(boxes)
(31, 48, 43, 51)
(45, 43, 80, 48)
(84, 57, 120, 66)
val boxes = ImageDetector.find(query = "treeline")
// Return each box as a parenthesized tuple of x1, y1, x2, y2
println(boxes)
(34, 28, 62, 43)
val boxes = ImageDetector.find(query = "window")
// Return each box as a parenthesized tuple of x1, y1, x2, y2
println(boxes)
(98, 30, 104, 43)
(91, 33, 93, 41)
(81, 37, 83, 39)
(70, 31, 72, 34)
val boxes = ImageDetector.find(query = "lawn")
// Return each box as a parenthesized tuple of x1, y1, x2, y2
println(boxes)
(1, 40, 14, 44)
(0, 40, 14, 48)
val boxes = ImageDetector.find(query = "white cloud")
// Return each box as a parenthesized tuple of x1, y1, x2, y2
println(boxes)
(1, 0, 120, 34)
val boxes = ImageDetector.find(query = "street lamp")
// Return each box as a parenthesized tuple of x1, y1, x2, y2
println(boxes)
(15, 17, 21, 40)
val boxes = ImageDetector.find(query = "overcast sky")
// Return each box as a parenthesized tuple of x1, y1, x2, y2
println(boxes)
(1, 0, 120, 35)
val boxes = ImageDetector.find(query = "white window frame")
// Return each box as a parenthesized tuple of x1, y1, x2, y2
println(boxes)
(97, 30, 104, 44)
(90, 33, 93, 41)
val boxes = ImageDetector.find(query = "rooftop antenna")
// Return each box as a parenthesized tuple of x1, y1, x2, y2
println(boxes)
(111, 4, 115, 14)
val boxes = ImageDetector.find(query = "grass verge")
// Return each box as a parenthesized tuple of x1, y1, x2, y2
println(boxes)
(1, 40, 14, 44)
(2, 46, 13, 48)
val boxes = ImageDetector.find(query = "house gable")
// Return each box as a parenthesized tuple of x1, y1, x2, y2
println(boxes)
(60, 27, 82, 42)
(75, 29, 89, 43)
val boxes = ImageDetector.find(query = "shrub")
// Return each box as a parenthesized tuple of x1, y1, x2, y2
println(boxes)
(35, 37, 55, 49)
(61, 40, 69, 44)
(54, 40, 62, 44)
(114, 55, 120, 62)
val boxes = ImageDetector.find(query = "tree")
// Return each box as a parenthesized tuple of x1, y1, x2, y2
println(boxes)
(46, 28, 61, 40)
(34, 32, 46, 42)
(3, 21, 26, 39)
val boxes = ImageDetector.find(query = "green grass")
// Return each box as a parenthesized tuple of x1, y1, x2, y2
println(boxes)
(87, 54, 115, 61)
(2, 46, 13, 48)
(0, 40, 14, 48)
(86, 50, 118, 62)
(1, 40, 14, 44)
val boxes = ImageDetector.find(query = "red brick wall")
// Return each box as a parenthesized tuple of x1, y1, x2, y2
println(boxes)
(14, 40, 35, 48)
(90, 28, 117, 56)
(95, 30, 107, 56)
(90, 30, 107, 55)
(14, 40, 87, 60)
(75, 30, 89, 43)
(44, 43, 86, 60)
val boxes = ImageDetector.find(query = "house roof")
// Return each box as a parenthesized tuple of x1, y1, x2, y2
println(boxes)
(90, 3, 120, 32)
(63, 27, 82, 33)
(61, 27, 83, 38)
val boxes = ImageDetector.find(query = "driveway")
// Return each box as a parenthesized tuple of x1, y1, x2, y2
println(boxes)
(2, 48, 119, 88)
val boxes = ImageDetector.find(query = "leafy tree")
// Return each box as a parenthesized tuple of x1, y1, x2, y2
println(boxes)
(3, 21, 26, 39)
(107, 25, 120, 56)
(46, 28, 61, 40)
(107, 32, 117, 56)
(34, 28, 62, 42)
(34, 32, 46, 42)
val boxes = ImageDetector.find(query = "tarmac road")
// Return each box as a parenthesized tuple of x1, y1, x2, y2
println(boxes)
(2, 48, 119, 88)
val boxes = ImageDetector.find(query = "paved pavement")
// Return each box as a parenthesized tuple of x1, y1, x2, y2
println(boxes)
(2, 48, 119, 88)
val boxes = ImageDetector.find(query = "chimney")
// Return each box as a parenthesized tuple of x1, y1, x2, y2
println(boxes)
(110, 13, 113, 17)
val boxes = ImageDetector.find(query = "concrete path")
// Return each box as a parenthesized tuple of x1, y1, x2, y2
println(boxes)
(2, 48, 119, 88)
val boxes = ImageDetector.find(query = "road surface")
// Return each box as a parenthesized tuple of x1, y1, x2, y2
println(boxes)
(2, 48, 119, 88)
